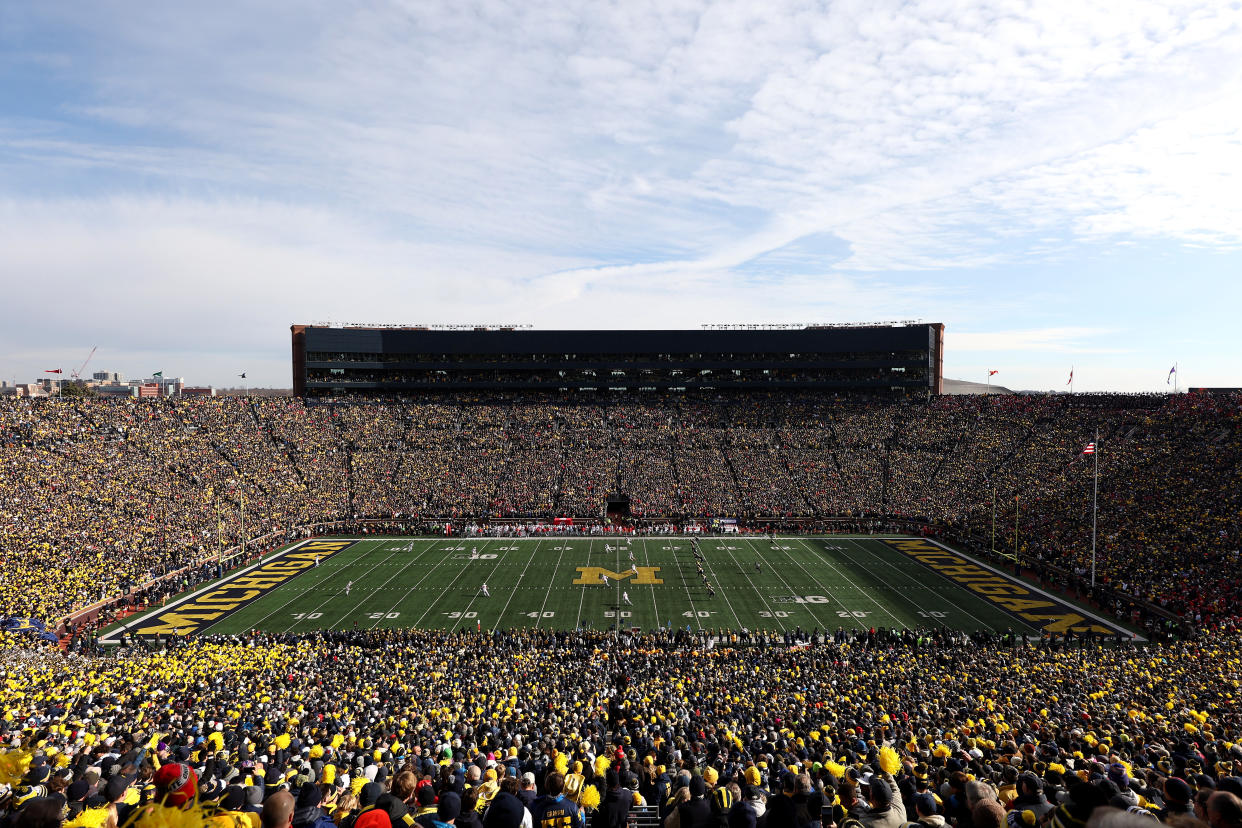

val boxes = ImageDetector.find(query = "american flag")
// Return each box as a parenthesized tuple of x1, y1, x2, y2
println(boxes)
(1082, 442, 1096, 455)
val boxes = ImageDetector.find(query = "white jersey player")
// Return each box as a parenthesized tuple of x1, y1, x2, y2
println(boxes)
(471, 547, 479, 559)
(481, 582, 490, 597)
(622, 591, 632, 606)
(345, 580, 352, 595)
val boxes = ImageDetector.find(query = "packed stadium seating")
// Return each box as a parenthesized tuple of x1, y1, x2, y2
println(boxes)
(4, 625, 1242, 828)
(2, 392, 1239, 627)
(2, 392, 1242, 828)
(2, 392, 1242, 625)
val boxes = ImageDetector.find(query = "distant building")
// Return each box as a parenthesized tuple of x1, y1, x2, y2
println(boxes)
(95, 384, 138, 398)
(14, 371, 208, 398)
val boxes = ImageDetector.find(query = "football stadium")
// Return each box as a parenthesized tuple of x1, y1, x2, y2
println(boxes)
(3, 323, 1241, 828)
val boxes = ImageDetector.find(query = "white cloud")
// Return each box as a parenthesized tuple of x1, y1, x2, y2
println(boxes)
(2, 1, 1242, 389)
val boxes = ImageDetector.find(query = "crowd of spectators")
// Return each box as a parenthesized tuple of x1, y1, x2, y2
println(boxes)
(1, 392, 1238, 629)
(3, 626, 1242, 828)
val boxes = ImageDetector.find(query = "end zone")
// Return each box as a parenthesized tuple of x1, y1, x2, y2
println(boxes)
(99, 539, 357, 643)
(885, 538, 1145, 641)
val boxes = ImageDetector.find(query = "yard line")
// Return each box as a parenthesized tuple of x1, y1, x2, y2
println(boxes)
(381, 541, 477, 628)
(495, 538, 545, 632)
(638, 539, 661, 629)
(535, 540, 572, 630)
(326, 539, 425, 630)
(789, 537, 903, 629)
(278, 540, 411, 632)
(834, 537, 976, 634)
(753, 537, 859, 629)
(715, 539, 787, 633)
(573, 538, 593, 629)
(364, 541, 439, 629)
(200, 539, 375, 636)
(412, 539, 498, 628)
(449, 542, 510, 632)
(696, 538, 742, 630)
(667, 537, 702, 631)
(740, 539, 831, 630)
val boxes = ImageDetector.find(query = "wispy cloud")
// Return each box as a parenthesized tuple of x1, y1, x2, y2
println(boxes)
(1, 1, 1240, 388)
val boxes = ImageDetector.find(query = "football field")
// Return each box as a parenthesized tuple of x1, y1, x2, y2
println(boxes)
(102, 536, 1138, 641)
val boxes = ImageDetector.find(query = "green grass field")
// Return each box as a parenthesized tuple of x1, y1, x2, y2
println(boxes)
(101, 536, 1137, 642)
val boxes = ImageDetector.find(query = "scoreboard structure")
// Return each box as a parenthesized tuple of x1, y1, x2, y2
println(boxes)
(291, 324, 945, 396)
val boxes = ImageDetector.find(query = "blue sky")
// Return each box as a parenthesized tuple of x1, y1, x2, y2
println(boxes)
(2, 1, 1240, 391)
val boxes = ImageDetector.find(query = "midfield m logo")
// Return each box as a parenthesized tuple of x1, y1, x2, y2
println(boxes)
(573, 566, 664, 585)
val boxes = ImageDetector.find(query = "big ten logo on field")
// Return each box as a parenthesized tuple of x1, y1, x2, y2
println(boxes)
(573, 566, 663, 585)
(131, 540, 355, 637)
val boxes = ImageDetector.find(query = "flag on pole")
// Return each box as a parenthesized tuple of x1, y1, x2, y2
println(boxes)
(1166, 365, 1176, 385)
(44, 369, 63, 374)
(988, 370, 998, 377)
(1082, 442, 1096, 455)
(1067, 368, 1073, 386)
(152, 371, 163, 378)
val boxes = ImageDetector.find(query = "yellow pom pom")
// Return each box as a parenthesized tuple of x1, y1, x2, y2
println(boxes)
(274, 733, 291, 750)
(0, 749, 34, 787)
(554, 753, 569, 774)
(579, 785, 601, 810)
(66, 807, 113, 828)
(125, 802, 211, 828)
(594, 756, 611, 777)
(878, 747, 900, 776)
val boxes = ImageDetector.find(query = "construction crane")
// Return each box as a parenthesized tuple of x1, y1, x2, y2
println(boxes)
(70, 346, 97, 380)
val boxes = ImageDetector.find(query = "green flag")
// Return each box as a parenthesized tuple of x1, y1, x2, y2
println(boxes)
(152, 371, 163, 378)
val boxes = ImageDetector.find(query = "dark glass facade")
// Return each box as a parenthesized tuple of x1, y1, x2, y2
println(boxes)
(291, 325, 945, 396)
